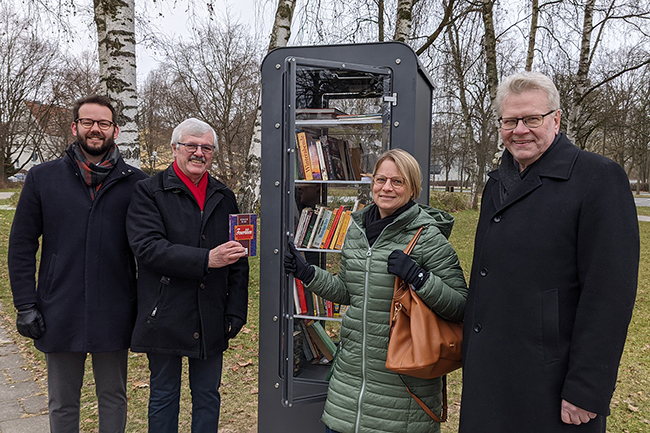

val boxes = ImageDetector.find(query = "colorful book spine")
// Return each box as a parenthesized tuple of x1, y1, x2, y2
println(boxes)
(296, 131, 313, 180)
(311, 208, 332, 249)
(306, 134, 322, 180)
(315, 139, 328, 181)
(333, 211, 352, 250)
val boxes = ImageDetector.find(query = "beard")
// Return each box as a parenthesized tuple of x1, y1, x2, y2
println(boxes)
(76, 131, 116, 156)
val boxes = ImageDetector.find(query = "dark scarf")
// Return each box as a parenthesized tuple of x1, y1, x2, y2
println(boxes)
(72, 142, 120, 201)
(498, 134, 561, 204)
(364, 200, 416, 247)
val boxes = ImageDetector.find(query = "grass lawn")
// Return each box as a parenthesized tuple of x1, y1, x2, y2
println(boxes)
(0, 190, 648, 432)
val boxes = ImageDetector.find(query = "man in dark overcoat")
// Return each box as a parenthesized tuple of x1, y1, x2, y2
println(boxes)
(459, 71, 639, 433)
(8, 95, 147, 432)
(126, 118, 249, 432)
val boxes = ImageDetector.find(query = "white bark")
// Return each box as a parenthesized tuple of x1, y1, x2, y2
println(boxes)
(240, 0, 296, 213)
(94, 0, 139, 167)
(393, 0, 413, 42)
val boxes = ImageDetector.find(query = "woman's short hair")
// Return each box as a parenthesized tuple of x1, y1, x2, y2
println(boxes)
(495, 71, 560, 117)
(372, 149, 422, 200)
(170, 118, 219, 151)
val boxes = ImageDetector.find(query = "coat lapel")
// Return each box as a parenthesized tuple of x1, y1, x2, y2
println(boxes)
(490, 134, 581, 215)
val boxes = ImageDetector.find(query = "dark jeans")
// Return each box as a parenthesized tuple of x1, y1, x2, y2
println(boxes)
(147, 352, 223, 433)
(325, 427, 341, 433)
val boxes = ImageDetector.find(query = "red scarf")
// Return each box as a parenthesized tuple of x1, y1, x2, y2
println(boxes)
(173, 161, 208, 211)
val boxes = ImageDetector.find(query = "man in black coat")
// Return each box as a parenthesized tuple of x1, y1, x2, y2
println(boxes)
(460, 72, 639, 433)
(126, 118, 249, 432)
(8, 95, 147, 432)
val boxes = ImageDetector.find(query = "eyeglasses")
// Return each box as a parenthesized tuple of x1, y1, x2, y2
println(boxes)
(76, 118, 115, 131)
(373, 175, 406, 189)
(177, 142, 215, 154)
(498, 110, 556, 130)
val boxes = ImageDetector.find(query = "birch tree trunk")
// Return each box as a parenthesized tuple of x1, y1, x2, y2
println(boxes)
(94, 0, 139, 167)
(525, 0, 539, 71)
(479, 0, 499, 208)
(394, 0, 413, 42)
(239, 0, 296, 213)
(567, 0, 595, 147)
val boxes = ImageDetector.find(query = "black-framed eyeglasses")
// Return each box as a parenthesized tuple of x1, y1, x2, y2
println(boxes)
(373, 175, 406, 189)
(177, 142, 215, 154)
(498, 110, 556, 130)
(76, 118, 115, 131)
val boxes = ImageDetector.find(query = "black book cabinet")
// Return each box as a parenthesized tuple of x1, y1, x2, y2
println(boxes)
(258, 42, 435, 432)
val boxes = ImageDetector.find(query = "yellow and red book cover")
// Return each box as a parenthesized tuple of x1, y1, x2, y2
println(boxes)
(229, 214, 257, 257)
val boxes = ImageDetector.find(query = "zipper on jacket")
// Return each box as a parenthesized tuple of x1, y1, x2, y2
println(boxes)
(352, 218, 400, 433)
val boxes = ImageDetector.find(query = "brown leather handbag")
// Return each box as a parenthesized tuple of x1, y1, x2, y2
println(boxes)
(385, 227, 463, 422)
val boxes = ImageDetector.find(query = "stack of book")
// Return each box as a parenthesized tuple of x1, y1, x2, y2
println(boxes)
(295, 319, 338, 364)
(295, 130, 362, 181)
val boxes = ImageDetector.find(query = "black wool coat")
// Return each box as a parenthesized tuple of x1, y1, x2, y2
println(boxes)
(127, 164, 249, 359)
(8, 146, 147, 353)
(460, 134, 639, 433)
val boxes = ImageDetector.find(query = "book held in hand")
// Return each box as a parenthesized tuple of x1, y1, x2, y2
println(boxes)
(229, 214, 257, 256)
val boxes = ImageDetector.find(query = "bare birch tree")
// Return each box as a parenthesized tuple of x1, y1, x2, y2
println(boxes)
(240, 0, 297, 213)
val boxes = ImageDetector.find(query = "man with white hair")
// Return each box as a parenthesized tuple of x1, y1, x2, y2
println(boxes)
(127, 118, 249, 432)
(460, 72, 639, 433)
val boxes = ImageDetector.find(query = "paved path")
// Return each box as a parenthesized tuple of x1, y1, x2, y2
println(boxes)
(0, 303, 49, 433)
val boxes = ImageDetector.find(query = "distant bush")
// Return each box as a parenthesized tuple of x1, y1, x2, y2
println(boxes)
(631, 182, 648, 192)
(429, 191, 472, 213)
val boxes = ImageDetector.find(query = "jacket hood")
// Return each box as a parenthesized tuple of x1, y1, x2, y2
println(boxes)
(413, 203, 455, 239)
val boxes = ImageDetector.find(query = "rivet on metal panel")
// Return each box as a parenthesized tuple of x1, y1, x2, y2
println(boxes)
(275, 383, 280, 388)
(395, 58, 402, 64)
(274, 181, 280, 187)
(275, 64, 281, 69)
(273, 249, 279, 254)
(273, 315, 278, 322)
(275, 123, 280, 129)
(394, 121, 400, 127)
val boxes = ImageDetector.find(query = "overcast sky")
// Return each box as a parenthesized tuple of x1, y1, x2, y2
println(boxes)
(44, 0, 274, 82)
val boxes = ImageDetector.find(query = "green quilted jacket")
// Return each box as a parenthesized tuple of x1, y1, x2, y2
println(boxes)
(305, 203, 468, 433)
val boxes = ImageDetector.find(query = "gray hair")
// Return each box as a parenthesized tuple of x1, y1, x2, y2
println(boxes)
(495, 71, 560, 117)
(170, 118, 218, 151)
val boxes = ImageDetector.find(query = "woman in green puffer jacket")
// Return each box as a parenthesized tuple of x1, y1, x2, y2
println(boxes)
(285, 149, 468, 433)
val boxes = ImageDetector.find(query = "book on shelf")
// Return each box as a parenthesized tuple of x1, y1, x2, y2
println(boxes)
(321, 205, 350, 249)
(336, 139, 351, 180)
(304, 286, 315, 316)
(228, 214, 257, 256)
(306, 134, 322, 180)
(298, 321, 318, 360)
(336, 113, 382, 120)
(294, 207, 312, 245)
(296, 131, 313, 180)
(310, 207, 332, 249)
(349, 145, 363, 181)
(352, 198, 366, 212)
(326, 300, 333, 318)
(304, 320, 337, 362)
(328, 209, 348, 251)
(315, 139, 328, 181)
(300, 209, 319, 248)
(320, 135, 346, 180)
(333, 210, 353, 250)
(306, 206, 327, 248)
(294, 278, 308, 315)
(295, 107, 347, 120)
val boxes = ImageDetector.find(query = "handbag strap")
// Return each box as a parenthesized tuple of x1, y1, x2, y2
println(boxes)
(403, 226, 424, 255)
(399, 374, 448, 423)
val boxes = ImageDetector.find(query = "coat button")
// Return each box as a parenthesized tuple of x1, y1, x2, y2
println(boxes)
(479, 268, 488, 277)
(473, 323, 482, 333)
(200, 283, 205, 289)
(193, 332, 200, 339)
(493, 215, 501, 223)
(202, 234, 206, 240)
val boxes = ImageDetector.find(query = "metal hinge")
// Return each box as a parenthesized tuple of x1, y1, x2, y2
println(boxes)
(384, 93, 398, 106)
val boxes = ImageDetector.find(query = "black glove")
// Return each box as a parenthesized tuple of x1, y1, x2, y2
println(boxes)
(225, 315, 245, 340)
(16, 304, 46, 340)
(284, 242, 315, 284)
(387, 250, 430, 290)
